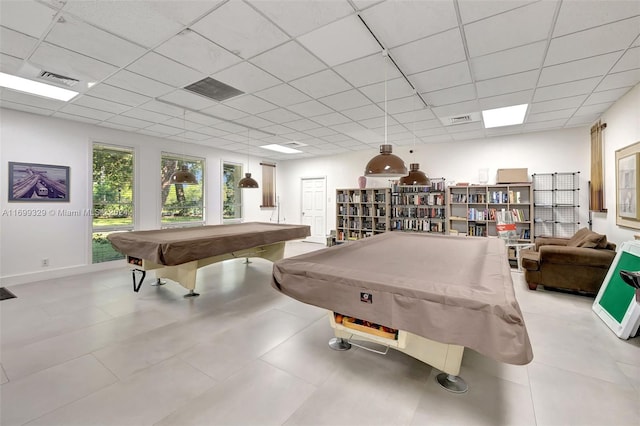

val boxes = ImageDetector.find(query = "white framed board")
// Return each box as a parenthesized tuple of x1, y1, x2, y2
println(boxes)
(592, 240, 640, 339)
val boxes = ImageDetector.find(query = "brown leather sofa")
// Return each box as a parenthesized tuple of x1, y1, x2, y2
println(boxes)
(520, 228, 617, 295)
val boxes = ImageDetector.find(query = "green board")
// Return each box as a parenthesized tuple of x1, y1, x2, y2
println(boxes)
(598, 250, 639, 323)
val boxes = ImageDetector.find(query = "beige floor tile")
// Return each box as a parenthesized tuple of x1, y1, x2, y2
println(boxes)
(461, 349, 530, 387)
(528, 361, 639, 426)
(27, 358, 215, 426)
(155, 359, 316, 426)
(0, 355, 117, 426)
(0, 364, 8, 385)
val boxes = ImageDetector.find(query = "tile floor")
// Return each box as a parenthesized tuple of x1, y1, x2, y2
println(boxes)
(1, 241, 638, 426)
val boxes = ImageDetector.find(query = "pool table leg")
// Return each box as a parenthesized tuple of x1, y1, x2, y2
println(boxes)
(328, 337, 351, 351)
(131, 269, 146, 293)
(436, 373, 468, 393)
(184, 289, 200, 298)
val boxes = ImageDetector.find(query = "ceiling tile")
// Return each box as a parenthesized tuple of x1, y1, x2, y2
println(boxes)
(211, 62, 280, 94)
(523, 119, 567, 132)
(465, 1, 557, 57)
(157, 90, 218, 111)
(251, 41, 325, 82)
(59, 103, 113, 121)
(121, 108, 172, 123)
(357, 115, 399, 129)
(566, 113, 601, 126)
(319, 89, 371, 110)
(305, 127, 337, 137)
(191, 1, 288, 59)
(457, 1, 537, 24)
(529, 95, 587, 114)
(249, 0, 353, 38)
(612, 47, 640, 73)
(194, 126, 229, 137)
(424, 84, 477, 107)
(0, 53, 24, 75)
(575, 102, 615, 117)
(391, 28, 466, 75)
(233, 115, 274, 129)
(539, 52, 622, 87)
(64, 0, 218, 47)
(105, 115, 154, 128)
(290, 69, 352, 99)
(140, 100, 184, 117)
(0, 0, 57, 38)
(596, 69, 640, 91)
(99, 122, 139, 132)
(87, 84, 151, 107)
(411, 61, 472, 93)
(105, 70, 174, 98)
(391, 109, 437, 124)
(52, 111, 100, 124)
(358, 78, 416, 103)
(283, 119, 321, 132)
(126, 52, 204, 88)
(476, 70, 539, 98)
(183, 111, 223, 126)
(553, 0, 640, 37)
(45, 15, 145, 67)
(341, 104, 384, 121)
(361, 1, 458, 48)
(0, 88, 65, 110)
(144, 123, 183, 135)
(0, 27, 37, 59)
(255, 84, 311, 107)
(181, 131, 212, 141)
(223, 95, 277, 115)
(30, 42, 118, 83)
(200, 104, 248, 121)
(334, 53, 401, 87)
(258, 108, 302, 124)
(162, 117, 204, 131)
(527, 108, 576, 123)
(286, 100, 334, 117)
(545, 16, 640, 66)
(213, 121, 247, 133)
(470, 41, 546, 80)
(585, 87, 635, 105)
(311, 112, 351, 126)
(431, 100, 481, 118)
(155, 29, 242, 75)
(382, 96, 423, 115)
(297, 15, 381, 66)
(533, 77, 601, 102)
(72, 95, 131, 114)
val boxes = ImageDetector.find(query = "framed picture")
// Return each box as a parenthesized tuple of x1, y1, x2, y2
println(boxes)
(8, 162, 70, 202)
(616, 141, 640, 228)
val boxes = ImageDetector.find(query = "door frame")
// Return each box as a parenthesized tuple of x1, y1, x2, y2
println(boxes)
(300, 176, 327, 243)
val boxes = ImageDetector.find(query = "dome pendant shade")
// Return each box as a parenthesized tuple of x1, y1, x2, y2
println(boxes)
(238, 172, 259, 188)
(364, 144, 408, 177)
(399, 163, 430, 186)
(170, 165, 198, 185)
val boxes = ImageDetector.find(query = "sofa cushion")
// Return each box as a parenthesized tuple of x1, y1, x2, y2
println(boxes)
(577, 232, 607, 249)
(567, 227, 592, 247)
(521, 250, 540, 271)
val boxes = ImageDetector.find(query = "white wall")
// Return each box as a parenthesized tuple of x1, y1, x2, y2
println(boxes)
(0, 108, 269, 284)
(278, 126, 592, 236)
(594, 83, 640, 244)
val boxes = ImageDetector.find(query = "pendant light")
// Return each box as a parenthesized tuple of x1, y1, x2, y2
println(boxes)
(364, 50, 407, 178)
(170, 110, 198, 185)
(238, 129, 259, 189)
(399, 163, 430, 185)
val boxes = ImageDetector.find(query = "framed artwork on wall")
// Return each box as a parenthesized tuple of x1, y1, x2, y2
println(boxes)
(616, 141, 640, 228)
(8, 162, 70, 202)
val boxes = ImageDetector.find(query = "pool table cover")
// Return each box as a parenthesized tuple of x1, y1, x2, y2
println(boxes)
(272, 232, 533, 365)
(108, 222, 310, 266)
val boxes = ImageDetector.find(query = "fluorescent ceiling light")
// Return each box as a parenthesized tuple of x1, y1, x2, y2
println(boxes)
(0, 72, 78, 101)
(482, 104, 528, 128)
(259, 144, 303, 154)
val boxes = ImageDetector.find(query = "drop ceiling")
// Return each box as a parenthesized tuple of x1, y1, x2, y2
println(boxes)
(0, 0, 638, 160)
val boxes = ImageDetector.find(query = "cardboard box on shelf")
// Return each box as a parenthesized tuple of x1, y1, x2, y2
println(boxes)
(497, 168, 529, 183)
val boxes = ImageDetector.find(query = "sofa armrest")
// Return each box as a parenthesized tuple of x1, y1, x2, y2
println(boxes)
(538, 245, 616, 268)
(535, 237, 570, 251)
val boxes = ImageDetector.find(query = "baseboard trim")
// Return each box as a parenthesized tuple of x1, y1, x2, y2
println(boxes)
(0, 260, 126, 286)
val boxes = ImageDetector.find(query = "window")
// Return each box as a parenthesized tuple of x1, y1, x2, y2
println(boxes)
(261, 162, 276, 208)
(92, 144, 134, 263)
(222, 162, 243, 221)
(161, 153, 205, 226)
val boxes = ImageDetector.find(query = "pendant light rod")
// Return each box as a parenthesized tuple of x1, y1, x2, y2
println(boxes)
(356, 14, 431, 110)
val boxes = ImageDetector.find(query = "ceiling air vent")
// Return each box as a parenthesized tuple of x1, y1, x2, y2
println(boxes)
(438, 111, 482, 127)
(282, 141, 307, 148)
(184, 77, 244, 102)
(38, 70, 79, 87)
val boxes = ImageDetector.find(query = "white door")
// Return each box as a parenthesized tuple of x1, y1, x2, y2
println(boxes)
(301, 177, 326, 243)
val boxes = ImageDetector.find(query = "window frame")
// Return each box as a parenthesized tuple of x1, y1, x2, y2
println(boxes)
(222, 160, 243, 223)
(160, 151, 206, 228)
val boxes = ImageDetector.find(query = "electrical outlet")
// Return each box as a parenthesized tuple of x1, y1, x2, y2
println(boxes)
(42, 258, 49, 267)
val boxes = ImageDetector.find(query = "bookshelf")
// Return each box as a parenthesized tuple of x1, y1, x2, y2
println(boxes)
(336, 187, 391, 243)
(447, 184, 534, 242)
(390, 178, 446, 233)
(532, 172, 580, 239)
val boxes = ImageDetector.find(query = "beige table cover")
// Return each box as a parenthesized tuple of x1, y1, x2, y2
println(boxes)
(272, 232, 533, 365)
(108, 222, 310, 266)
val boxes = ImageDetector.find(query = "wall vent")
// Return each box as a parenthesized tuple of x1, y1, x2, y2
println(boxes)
(184, 77, 244, 102)
(38, 71, 79, 87)
(438, 111, 482, 127)
(282, 141, 307, 148)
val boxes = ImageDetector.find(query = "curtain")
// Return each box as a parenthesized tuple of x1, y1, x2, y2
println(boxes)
(261, 162, 276, 208)
(590, 121, 607, 212)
